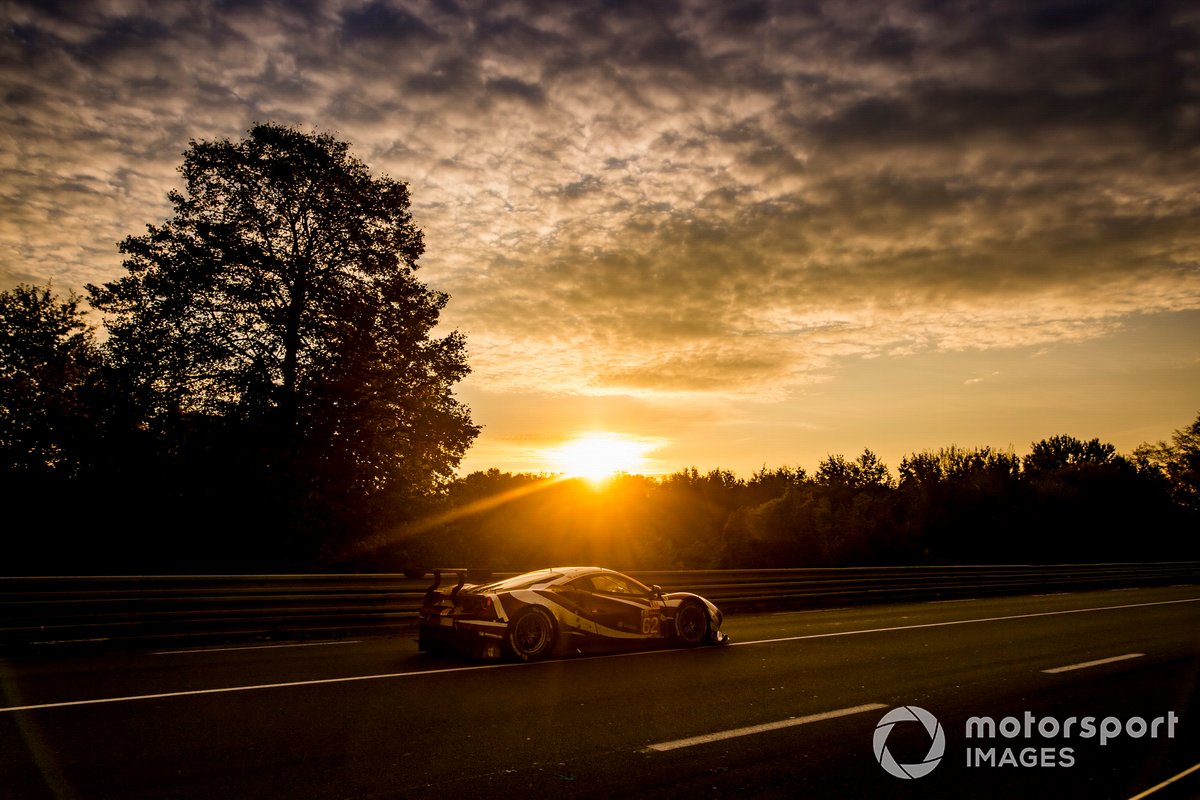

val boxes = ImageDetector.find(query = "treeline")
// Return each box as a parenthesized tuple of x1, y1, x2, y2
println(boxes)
(4, 264, 1197, 574)
(0, 281, 461, 575)
(392, 424, 1200, 572)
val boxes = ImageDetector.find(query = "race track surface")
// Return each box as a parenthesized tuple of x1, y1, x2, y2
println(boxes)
(2, 585, 1198, 799)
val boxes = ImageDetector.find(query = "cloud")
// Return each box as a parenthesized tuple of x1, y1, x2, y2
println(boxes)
(1, 0, 1197, 399)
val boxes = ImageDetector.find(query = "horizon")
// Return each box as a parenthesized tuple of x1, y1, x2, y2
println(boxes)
(460, 400, 1198, 482)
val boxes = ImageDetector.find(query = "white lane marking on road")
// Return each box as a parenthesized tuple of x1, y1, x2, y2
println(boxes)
(1127, 761, 1200, 800)
(0, 661, 526, 713)
(728, 597, 1200, 648)
(1042, 653, 1144, 674)
(3, 596, 1196, 714)
(152, 640, 362, 655)
(641, 703, 888, 753)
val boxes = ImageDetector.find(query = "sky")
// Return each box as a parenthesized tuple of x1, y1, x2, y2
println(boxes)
(1, 0, 1198, 478)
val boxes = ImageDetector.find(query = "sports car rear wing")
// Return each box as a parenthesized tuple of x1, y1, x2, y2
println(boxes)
(418, 568, 493, 604)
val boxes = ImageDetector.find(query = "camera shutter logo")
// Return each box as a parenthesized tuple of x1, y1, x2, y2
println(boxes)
(873, 706, 946, 779)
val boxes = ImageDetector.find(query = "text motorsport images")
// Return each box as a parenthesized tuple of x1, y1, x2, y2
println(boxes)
(873, 706, 1181, 779)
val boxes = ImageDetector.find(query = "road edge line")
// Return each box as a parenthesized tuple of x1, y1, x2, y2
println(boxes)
(1127, 761, 1200, 800)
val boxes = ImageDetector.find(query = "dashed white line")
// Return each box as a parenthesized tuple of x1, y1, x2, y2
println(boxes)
(641, 703, 888, 753)
(1042, 653, 1144, 674)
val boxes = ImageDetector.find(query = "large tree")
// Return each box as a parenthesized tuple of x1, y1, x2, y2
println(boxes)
(89, 124, 479, 558)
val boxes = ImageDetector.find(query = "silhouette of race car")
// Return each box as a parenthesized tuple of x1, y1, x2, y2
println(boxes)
(418, 566, 729, 660)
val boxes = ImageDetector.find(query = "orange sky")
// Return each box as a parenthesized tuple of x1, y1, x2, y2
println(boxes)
(2, 1, 1197, 478)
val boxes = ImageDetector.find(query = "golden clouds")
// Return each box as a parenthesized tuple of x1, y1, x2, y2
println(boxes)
(1, 0, 1197, 450)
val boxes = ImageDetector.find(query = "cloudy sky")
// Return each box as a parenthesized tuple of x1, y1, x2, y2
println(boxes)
(2, 0, 1198, 476)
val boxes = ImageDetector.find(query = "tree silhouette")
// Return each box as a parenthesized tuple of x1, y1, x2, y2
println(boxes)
(0, 284, 101, 478)
(88, 124, 479, 560)
(1136, 413, 1200, 516)
(898, 446, 1024, 562)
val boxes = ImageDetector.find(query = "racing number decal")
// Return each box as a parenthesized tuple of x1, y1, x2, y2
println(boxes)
(641, 610, 663, 636)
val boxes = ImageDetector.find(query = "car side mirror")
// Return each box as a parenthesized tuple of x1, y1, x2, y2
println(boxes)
(651, 584, 664, 598)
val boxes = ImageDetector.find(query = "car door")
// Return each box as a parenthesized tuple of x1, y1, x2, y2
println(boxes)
(556, 577, 600, 634)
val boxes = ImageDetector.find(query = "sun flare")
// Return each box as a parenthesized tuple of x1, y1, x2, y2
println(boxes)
(548, 433, 653, 483)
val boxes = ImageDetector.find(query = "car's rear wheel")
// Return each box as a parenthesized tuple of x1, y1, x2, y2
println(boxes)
(673, 602, 709, 646)
(506, 607, 557, 660)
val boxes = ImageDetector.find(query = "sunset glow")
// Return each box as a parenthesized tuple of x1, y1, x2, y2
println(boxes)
(547, 433, 655, 484)
(1, 1, 1197, 477)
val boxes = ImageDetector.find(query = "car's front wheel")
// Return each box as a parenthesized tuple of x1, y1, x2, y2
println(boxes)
(673, 602, 709, 646)
(506, 607, 557, 660)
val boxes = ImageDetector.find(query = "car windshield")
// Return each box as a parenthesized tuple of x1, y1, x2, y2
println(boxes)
(587, 572, 651, 596)
(478, 570, 560, 592)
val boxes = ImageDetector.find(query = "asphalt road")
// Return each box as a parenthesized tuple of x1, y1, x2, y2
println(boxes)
(2, 585, 1198, 799)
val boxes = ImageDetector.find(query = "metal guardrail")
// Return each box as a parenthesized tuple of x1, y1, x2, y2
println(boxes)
(1, 563, 1197, 650)
(631, 562, 1200, 605)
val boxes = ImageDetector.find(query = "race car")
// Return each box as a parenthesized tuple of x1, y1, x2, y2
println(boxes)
(417, 566, 729, 660)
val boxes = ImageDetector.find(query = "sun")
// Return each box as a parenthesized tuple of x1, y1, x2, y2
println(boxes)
(548, 433, 653, 483)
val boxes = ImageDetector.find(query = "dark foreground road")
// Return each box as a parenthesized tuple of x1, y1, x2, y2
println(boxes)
(2, 585, 1198, 799)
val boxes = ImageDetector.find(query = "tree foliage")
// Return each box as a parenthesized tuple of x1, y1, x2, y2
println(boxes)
(1, 125, 479, 571)
(1135, 418, 1200, 515)
(88, 125, 477, 503)
(0, 284, 101, 477)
